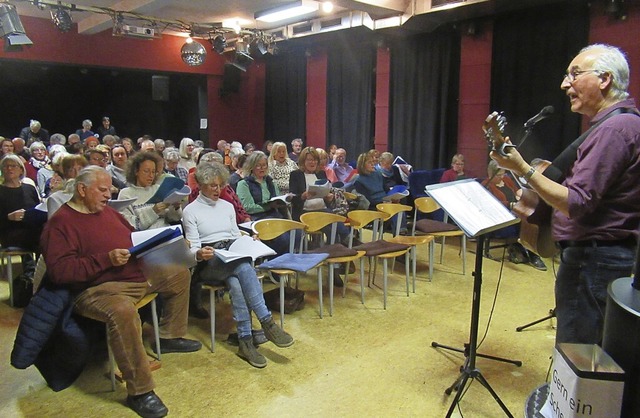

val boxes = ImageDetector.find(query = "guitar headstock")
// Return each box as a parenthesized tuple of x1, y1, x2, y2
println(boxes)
(483, 111, 507, 150)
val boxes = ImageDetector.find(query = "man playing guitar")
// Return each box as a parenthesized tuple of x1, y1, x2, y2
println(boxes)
(490, 44, 640, 345)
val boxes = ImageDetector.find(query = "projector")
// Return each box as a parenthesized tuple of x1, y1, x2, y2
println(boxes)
(119, 24, 156, 38)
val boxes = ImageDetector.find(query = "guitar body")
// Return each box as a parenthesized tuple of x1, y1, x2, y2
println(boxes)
(483, 114, 559, 257)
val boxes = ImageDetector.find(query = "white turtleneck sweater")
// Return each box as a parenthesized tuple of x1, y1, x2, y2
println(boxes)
(182, 193, 241, 255)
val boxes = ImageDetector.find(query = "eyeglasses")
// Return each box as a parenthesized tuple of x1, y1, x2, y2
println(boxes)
(563, 69, 601, 83)
(204, 183, 222, 190)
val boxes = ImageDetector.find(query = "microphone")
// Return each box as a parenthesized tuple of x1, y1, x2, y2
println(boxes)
(524, 105, 554, 129)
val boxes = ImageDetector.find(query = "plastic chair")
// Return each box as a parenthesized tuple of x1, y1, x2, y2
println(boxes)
(300, 212, 366, 315)
(107, 292, 160, 391)
(412, 197, 467, 281)
(376, 203, 434, 292)
(253, 219, 324, 328)
(0, 247, 36, 307)
(346, 210, 410, 310)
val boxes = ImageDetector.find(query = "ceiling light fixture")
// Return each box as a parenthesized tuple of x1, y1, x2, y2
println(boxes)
(181, 36, 207, 66)
(255, 0, 319, 23)
(0, 3, 33, 51)
(51, 8, 73, 32)
(211, 34, 226, 54)
(322, 2, 334, 13)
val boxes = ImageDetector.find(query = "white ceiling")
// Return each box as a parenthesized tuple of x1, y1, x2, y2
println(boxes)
(14, 0, 413, 35)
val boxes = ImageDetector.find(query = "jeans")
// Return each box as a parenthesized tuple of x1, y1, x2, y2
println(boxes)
(555, 244, 634, 344)
(73, 268, 190, 395)
(197, 258, 271, 339)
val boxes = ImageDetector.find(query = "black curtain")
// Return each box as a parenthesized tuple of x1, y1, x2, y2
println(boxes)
(0, 61, 203, 141)
(326, 37, 376, 161)
(490, 1, 590, 162)
(389, 29, 461, 170)
(264, 50, 307, 144)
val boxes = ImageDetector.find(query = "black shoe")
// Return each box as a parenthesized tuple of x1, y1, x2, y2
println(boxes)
(126, 391, 168, 418)
(507, 244, 528, 264)
(528, 254, 547, 271)
(154, 338, 202, 354)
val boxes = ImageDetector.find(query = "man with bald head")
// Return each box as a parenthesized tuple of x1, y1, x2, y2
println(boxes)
(41, 166, 201, 417)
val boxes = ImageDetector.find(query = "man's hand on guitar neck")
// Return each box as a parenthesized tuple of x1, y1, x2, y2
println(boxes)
(490, 136, 570, 216)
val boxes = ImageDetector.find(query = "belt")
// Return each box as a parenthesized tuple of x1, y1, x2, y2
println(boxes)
(558, 237, 636, 250)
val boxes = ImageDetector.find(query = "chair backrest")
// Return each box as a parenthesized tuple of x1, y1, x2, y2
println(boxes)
(414, 197, 440, 215)
(347, 210, 386, 242)
(253, 218, 305, 253)
(376, 203, 412, 236)
(300, 212, 346, 245)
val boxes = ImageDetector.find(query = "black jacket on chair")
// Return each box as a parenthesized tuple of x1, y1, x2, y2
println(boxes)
(289, 169, 328, 221)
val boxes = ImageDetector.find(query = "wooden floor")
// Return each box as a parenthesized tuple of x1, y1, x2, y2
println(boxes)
(1, 238, 557, 417)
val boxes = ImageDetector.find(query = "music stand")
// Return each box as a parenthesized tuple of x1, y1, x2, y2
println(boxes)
(425, 179, 522, 417)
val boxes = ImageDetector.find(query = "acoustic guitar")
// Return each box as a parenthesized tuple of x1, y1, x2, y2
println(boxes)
(482, 112, 558, 257)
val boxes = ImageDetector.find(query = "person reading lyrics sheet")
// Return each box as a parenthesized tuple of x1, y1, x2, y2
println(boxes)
(490, 44, 640, 344)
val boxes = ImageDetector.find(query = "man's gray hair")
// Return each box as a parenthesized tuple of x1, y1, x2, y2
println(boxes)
(581, 44, 630, 101)
(74, 165, 107, 195)
(163, 148, 180, 162)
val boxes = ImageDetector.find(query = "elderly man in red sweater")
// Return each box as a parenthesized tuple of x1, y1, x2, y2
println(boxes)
(41, 166, 201, 418)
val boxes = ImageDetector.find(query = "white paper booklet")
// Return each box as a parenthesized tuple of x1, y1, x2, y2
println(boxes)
(214, 235, 276, 263)
(307, 181, 331, 198)
(268, 193, 294, 204)
(162, 185, 191, 204)
(108, 197, 138, 211)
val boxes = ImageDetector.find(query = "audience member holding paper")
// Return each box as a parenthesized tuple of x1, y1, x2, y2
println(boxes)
(355, 151, 408, 234)
(41, 166, 201, 418)
(182, 162, 294, 368)
(377, 152, 409, 191)
(236, 151, 294, 254)
(118, 152, 183, 231)
(289, 147, 350, 244)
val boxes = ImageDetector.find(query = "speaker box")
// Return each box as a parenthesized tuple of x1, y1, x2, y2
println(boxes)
(221, 64, 241, 96)
(152, 75, 169, 101)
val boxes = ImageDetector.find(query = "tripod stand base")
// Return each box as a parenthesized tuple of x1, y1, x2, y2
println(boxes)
(516, 308, 556, 332)
(445, 366, 515, 418)
(431, 341, 523, 367)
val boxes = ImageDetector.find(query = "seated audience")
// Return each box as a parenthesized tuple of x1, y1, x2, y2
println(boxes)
(36, 144, 66, 198)
(440, 154, 467, 183)
(289, 138, 303, 162)
(327, 148, 358, 188)
(316, 148, 338, 183)
(182, 162, 293, 368)
(41, 166, 201, 418)
(1, 137, 15, 160)
(237, 151, 292, 254)
(0, 154, 42, 275)
(117, 152, 182, 231)
(482, 161, 547, 271)
(229, 154, 247, 191)
(20, 120, 50, 147)
(354, 151, 406, 234)
(163, 148, 188, 183)
(75, 119, 95, 141)
(262, 140, 273, 157)
(177, 137, 196, 172)
(107, 144, 129, 194)
(267, 142, 297, 194)
(121, 137, 135, 155)
(377, 152, 408, 191)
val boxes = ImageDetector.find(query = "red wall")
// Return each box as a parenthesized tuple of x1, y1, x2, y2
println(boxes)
(374, 46, 391, 153)
(306, 47, 328, 149)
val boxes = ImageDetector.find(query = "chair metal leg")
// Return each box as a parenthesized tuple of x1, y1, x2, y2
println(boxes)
(6, 254, 14, 307)
(209, 289, 216, 352)
(405, 252, 410, 297)
(319, 265, 325, 318)
(107, 331, 116, 391)
(429, 241, 435, 282)
(327, 264, 333, 317)
(150, 299, 161, 361)
(411, 247, 417, 293)
(280, 277, 286, 329)
(383, 258, 388, 310)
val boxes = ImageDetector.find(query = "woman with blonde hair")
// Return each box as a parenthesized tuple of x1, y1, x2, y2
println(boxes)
(178, 137, 196, 172)
(267, 141, 297, 194)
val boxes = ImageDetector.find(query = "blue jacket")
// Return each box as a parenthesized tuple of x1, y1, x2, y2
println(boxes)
(11, 283, 100, 391)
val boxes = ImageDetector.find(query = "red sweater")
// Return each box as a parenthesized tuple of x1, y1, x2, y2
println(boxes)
(42, 204, 146, 290)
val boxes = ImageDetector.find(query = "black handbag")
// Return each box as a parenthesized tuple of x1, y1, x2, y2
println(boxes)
(12, 273, 34, 308)
(263, 286, 305, 314)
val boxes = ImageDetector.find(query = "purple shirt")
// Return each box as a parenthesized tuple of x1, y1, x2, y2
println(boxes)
(553, 99, 640, 242)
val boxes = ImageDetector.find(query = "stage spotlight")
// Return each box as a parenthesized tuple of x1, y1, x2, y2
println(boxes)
(0, 3, 33, 51)
(51, 8, 73, 33)
(211, 34, 226, 54)
(181, 37, 207, 66)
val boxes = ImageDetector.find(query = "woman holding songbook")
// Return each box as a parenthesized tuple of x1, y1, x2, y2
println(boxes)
(182, 162, 294, 368)
(118, 151, 182, 231)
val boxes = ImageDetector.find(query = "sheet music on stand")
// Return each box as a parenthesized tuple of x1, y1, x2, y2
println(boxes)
(425, 179, 519, 237)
